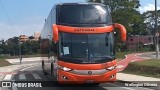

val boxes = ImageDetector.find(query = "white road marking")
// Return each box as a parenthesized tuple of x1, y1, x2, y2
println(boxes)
(3, 74, 12, 81)
(20, 63, 40, 71)
(19, 74, 26, 80)
(116, 65, 124, 69)
(32, 73, 41, 79)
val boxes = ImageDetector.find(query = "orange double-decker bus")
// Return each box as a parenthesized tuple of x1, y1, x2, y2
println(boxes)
(40, 2, 126, 84)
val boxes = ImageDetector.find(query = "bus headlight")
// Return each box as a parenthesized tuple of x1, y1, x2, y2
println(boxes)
(58, 66, 72, 72)
(106, 66, 116, 71)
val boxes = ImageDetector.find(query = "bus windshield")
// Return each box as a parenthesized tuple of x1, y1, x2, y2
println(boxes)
(57, 4, 112, 25)
(59, 32, 115, 64)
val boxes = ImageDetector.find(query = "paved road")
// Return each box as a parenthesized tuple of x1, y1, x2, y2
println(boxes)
(6, 57, 42, 65)
(1, 64, 155, 90)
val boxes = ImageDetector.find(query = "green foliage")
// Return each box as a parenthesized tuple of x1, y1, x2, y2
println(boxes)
(132, 59, 160, 67)
(104, 0, 140, 11)
(88, 0, 101, 3)
(0, 39, 40, 56)
(88, 0, 146, 35)
(21, 40, 40, 55)
(142, 10, 160, 35)
(0, 48, 2, 54)
(116, 51, 132, 59)
(88, 0, 149, 52)
(116, 43, 128, 52)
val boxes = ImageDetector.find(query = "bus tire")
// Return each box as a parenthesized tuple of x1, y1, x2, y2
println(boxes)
(51, 63, 57, 83)
(88, 83, 100, 86)
(93, 83, 100, 86)
(42, 61, 48, 75)
(51, 63, 54, 77)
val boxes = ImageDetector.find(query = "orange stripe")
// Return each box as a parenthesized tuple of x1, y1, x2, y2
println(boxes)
(58, 60, 117, 70)
(57, 25, 114, 34)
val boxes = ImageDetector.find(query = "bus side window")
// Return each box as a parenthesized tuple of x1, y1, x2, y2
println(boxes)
(105, 33, 109, 46)
(51, 42, 58, 55)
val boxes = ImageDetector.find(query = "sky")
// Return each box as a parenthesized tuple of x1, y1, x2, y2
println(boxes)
(0, 0, 159, 40)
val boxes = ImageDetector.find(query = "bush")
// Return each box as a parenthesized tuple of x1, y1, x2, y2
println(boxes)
(26, 51, 34, 55)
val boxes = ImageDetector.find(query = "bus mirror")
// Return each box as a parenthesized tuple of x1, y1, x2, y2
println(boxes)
(52, 24, 59, 42)
(114, 23, 127, 42)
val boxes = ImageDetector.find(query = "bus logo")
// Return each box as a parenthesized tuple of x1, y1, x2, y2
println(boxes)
(88, 71, 92, 75)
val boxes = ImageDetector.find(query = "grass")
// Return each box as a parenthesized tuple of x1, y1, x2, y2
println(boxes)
(116, 52, 132, 59)
(122, 59, 160, 78)
(131, 59, 160, 68)
(0, 56, 5, 59)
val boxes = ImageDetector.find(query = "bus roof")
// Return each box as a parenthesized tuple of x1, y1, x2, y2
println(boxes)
(56, 2, 105, 6)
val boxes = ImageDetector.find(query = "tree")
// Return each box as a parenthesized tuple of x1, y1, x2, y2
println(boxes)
(6, 37, 19, 45)
(0, 36, 40, 56)
(0, 48, 3, 54)
(12, 37, 19, 45)
(88, 0, 140, 11)
(88, 0, 146, 35)
(20, 40, 40, 55)
(29, 41, 40, 53)
(142, 10, 160, 35)
(29, 36, 34, 40)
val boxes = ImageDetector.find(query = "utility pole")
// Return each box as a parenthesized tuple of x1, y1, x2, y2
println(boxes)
(155, 0, 159, 59)
(19, 39, 22, 64)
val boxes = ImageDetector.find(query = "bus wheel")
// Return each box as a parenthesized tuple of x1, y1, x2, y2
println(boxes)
(93, 83, 100, 86)
(42, 61, 48, 75)
(88, 83, 100, 86)
(51, 63, 58, 84)
(51, 63, 55, 80)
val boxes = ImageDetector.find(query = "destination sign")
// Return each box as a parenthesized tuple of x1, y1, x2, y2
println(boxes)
(74, 28, 95, 32)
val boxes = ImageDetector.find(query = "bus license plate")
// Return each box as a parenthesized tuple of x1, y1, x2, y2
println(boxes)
(86, 80, 94, 83)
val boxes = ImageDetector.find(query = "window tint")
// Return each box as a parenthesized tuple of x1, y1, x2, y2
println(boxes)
(57, 5, 112, 25)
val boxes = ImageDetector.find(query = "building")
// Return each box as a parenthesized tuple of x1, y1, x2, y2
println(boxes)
(33, 31, 41, 41)
(126, 35, 154, 50)
(18, 32, 41, 42)
(19, 35, 29, 42)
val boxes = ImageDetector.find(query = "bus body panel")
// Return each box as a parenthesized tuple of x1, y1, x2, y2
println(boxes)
(58, 68, 116, 84)
(58, 60, 116, 70)
(57, 60, 116, 83)
(41, 3, 120, 84)
(41, 5, 57, 76)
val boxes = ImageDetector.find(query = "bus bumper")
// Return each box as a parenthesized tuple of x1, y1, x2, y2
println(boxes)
(57, 69, 116, 84)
